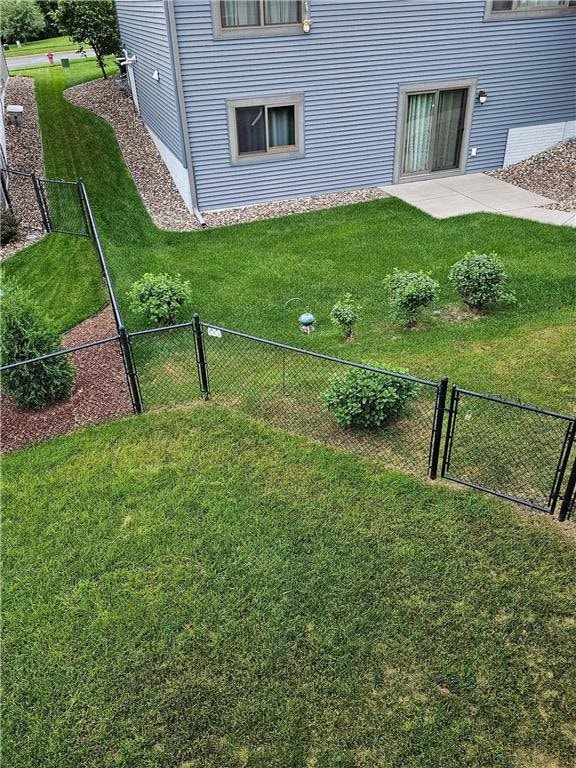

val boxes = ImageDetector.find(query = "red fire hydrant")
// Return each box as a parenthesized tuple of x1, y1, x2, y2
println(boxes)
(47, 52, 54, 65)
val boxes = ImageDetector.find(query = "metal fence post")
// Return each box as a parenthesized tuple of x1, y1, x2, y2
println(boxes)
(429, 376, 449, 480)
(440, 386, 459, 478)
(193, 313, 210, 400)
(0, 169, 12, 210)
(119, 327, 143, 414)
(31, 173, 51, 232)
(558, 453, 576, 522)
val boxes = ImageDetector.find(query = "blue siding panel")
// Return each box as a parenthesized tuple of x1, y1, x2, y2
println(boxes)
(116, 0, 185, 164)
(175, 1, 573, 209)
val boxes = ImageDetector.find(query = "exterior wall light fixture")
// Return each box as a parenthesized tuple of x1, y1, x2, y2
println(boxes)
(477, 90, 488, 104)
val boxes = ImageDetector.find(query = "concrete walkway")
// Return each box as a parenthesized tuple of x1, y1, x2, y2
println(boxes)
(381, 174, 575, 227)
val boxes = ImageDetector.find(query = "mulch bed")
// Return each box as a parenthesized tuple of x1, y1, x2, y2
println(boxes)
(0, 76, 46, 261)
(1, 309, 133, 453)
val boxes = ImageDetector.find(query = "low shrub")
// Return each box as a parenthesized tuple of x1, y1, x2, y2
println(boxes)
(128, 272, 191, 326)
(330, 293, 361, 340)
(0, 281, 74, 410)
(384, 269, 439, 327)
(320, 366, 420, 429)
(448, 252, 515, 310)
(0, 208, 21, 246)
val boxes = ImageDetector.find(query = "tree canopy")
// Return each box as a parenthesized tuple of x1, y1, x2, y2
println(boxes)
(0, 0, 45, 43)
(54, 0, 120, 78)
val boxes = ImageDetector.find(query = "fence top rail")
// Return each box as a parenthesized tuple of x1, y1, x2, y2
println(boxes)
(128, 319, 438, 386)
(455, 386, 576, 422)
(129, 320, 195, 337)
(0, 335, 120, 372)
(38, 176, 81, 186)
(1, 167, 36, 178)
(77, 179, 125, 333)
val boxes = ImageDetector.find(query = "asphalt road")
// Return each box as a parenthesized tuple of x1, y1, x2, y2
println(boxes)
(7, 49, 95, 70)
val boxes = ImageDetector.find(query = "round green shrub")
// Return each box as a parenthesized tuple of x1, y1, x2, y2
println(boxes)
(0, 208, 21, 246)
(319, 366, 420, 429)
(330, 293, 361, 340)
(128, 272, 191, 326)
(448, 252, 515, 310)
(384, 269, 439, 327)
(0, 281, 74, 410)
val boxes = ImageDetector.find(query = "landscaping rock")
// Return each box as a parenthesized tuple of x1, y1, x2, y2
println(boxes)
(0, 76, 45, 261)
(488, 139, 575, 212)
(64, 76, 388, 231)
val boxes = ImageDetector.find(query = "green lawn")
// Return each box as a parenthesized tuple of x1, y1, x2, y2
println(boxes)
(4, 35, 78, 58)
(3, 407, 576, 768)
(2, 59, 575, 412)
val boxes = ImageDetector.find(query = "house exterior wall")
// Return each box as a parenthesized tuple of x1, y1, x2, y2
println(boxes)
(170, 0, 575, 211)
(115, 0, 185, 165)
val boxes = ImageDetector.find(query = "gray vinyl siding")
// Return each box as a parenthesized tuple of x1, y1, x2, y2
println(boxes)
(116, 0, 185, 163)
(172, 0, 575, 210)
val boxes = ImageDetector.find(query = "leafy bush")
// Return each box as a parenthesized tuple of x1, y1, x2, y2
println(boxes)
(448, 252, 515, 310)
(320, 366, 420, 429)
(384, 269, 439, 327)
(128, 273, 191, 326)
(0, 281, 74, 410)
(0, 208, 21, 246)
(330, 293, 361, 340)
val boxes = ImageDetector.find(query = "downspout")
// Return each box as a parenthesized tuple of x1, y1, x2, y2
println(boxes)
(164, 0, 206, 227)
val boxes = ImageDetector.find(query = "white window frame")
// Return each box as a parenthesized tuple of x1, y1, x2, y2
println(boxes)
(212, 0, 305, 39)
(485, 0, 576, 20)
(227, 94, 305, 165)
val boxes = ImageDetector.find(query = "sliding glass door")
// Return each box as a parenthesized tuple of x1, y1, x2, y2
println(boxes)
(402, 86, 469, 177)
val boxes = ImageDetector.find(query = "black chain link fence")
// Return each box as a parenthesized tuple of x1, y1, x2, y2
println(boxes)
(130, 321, 442, 478)
(38, 177, 89, 236)
(442, 388, 576, 514)
(1, 169, 89, 237)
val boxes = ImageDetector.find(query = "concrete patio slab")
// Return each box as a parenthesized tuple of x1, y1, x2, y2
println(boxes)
(380, 173, 571, 225)
(504, 207, 576, 226)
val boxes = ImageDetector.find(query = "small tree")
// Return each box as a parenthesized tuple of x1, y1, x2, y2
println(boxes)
(0, 281, 74, 410)
(384, 269, 439, 327)
(320, 367, 420, 429)
(449, 252, 516, 310)
(128, 273, 191, 326)
(54, 0, 121, 79)
(0, 0, 45, 43)
(330, 293, 361, 341)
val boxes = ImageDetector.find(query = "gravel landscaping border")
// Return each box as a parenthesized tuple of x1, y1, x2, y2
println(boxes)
(488, 139, 575, 212)
(0, 76, 46, 260)
(0, 308, 133, 452)
(64, 76, 388, 231)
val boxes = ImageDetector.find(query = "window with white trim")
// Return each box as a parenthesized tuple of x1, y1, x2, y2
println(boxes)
(486, 0, 576, 19)
(227, 95, 304, 165)
(214, 0, 304, 38)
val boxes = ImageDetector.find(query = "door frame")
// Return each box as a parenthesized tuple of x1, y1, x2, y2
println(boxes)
(393, 77, 478, 184)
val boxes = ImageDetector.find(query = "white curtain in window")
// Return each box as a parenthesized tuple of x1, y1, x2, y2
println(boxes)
(268, 106, 295, 147)
(221, 0, 259, 27)
(264, 0, 300, 24)
(403, 93, 434, 174)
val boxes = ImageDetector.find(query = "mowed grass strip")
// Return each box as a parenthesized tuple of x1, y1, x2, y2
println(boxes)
(3, 408, 576, 768)
(2, 59, 575, 410)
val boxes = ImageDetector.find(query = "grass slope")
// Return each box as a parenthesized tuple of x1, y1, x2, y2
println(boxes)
(4, 35, 78, 58)
(3, 408, 576, 767)
(2, 60, 575, 410)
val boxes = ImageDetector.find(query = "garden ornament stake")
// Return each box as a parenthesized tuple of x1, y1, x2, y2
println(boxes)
(282, 297, 316, 394)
